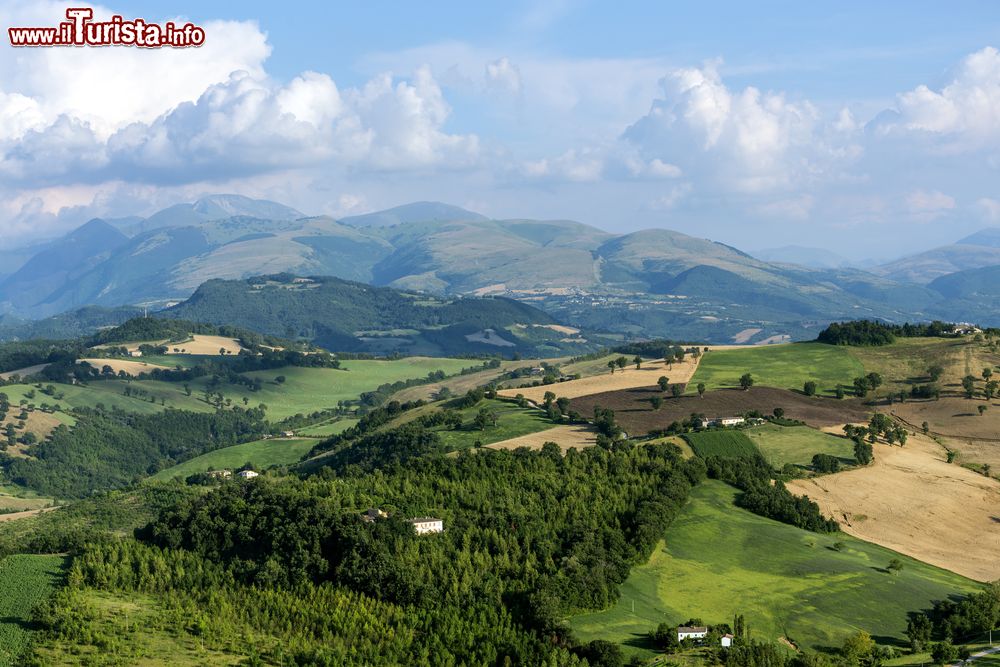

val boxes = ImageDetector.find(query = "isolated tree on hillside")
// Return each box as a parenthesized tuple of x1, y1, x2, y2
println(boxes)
(803, 381, 817, 397)
(854, 440, 873, 465)
(658, 376, 670, 392)
(543, 391, 556, 408)
(616, 357, 628, 370)
(928, 364, 944, 382)
(651, 396, 663, 411)
(986, 380, 998, 400)
(979, 404, 988, 417)
(984, 367, 994, 381)
(739, 373, 754, 391)
(671, 384, 684, 398)
(773, 407, 785, 419)
(634, 355, 642, 370)
(962, 374, 977, 399)
(608, 360, 616, 374)
(697, 382, 706, 398)
(835, 385, 845, 399)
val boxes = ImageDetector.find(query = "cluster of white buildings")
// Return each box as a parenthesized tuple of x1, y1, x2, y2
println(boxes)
(676, 626, 735, 647)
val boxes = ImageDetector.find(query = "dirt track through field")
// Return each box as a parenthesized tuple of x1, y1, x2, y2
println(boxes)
(0, 506, 58, 523)
(499, 355, 701, 403)
(0, 364, 50, 380)
(788, 433, 1000, 582)
(484, 424, 598, 453)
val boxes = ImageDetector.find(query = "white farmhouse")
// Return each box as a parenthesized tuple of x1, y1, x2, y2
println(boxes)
(721, 634, 734, 648)
(407, 517, 444, 535)
(237, 470, 259, 479)
(677, 626, 708, 642)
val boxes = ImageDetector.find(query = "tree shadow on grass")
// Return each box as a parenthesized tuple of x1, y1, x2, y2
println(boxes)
(622, 634, 658, 651)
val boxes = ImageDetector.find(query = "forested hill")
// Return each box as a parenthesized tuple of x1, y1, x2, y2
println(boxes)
(162, 274, 595, 356)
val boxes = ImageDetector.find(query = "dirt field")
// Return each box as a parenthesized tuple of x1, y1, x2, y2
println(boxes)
(0, 506, 58, 523)
(484, 424, 597, 453)
(789, 434, 1000, 582)
(0, 364, 50, 380)
(94, 334, 245, 356)
(890, 397, 1000, 468)
(499, 355, 701, 403)
(78, 358, 168, 376)
(570, 387, 871, 436)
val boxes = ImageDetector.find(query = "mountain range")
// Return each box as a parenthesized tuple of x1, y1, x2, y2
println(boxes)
(4, 194, 1000, 343)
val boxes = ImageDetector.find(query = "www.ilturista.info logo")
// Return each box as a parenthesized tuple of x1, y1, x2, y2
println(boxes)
(8, 7, 205, 48)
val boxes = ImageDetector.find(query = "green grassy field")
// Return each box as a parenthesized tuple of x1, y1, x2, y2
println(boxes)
(690, 343, 863, 396)
(130, 358, 475, 421)
(682, 430, 760, 459)
(0, 554, 66, 666)
(5, 358, 476, 422)
(297, 418, 358, 437)
(31, 590, 239, 666)
(150, 438, 318, 481)
(433, 399, 557, 450)
(2, 381, 209, 416)
(568, 481, 978, 658)
(747, 423, 856, 468)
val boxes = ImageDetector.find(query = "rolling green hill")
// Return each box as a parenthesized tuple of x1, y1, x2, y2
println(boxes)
(568, 481, 978, 658)
(162, 274, 593, 355)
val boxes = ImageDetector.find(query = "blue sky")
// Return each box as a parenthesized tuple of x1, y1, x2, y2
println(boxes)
(2, 1, 1000, 257)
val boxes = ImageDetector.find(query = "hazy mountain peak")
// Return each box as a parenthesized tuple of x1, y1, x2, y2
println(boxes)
(138, 195, 304, 232)
(957, 227, 1000, 248)
(339, 201, 488, 227)
(752, 245, 851, 269)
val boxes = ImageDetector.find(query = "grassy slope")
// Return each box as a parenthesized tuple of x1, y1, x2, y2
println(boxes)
(569, 481, 977, 658)
(31, 590, 241, 666)
(297, 418, 358, 437)
(0, 554, 66, 667)
(846, 337, 997, 396)
(433, 399, 557, 451)
(747, 423, 856, 468)
(149, 438, 318, 481)
(689, 343, 863, 396)
(145, 358, 476, 420)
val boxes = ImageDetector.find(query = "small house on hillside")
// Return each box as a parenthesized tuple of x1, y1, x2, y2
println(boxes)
(281, 430, 295, 438)
(407, 517, 444, 535)
(237, 470, 259, 479)
(721, 634, 734, 648)
(129, 350, 143, 358)
(362, 508, 388, 523)
(677, 626, 708, 642)
(708, 417, 745, 427)
(207, 469, 232, 479)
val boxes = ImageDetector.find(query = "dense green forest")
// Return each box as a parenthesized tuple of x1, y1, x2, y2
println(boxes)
(28, 444, 704, 664)
(816, 320, 956, 346)
(1, 406, 267, 497)
(161, 273, 590, 355)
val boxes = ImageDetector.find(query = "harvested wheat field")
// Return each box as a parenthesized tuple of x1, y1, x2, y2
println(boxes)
(571, 387, 870, 436)
(78, 358, 168, 376)
(788, 434, 1000, 582)
(891, 397, 1000, 439)
(170, 335, 245, 355)
(0, 409, 69, 443)
(499, 355, 700, 403)
(485, 424, 597, 453)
